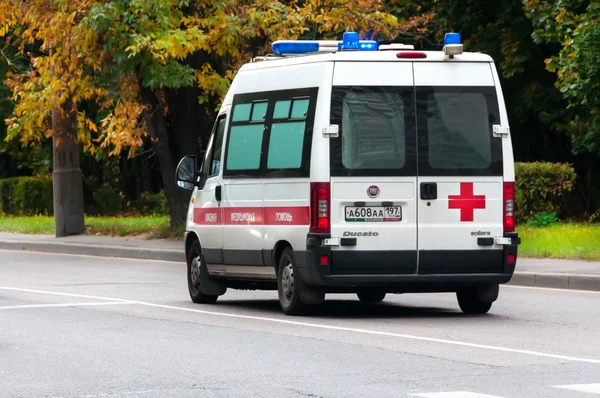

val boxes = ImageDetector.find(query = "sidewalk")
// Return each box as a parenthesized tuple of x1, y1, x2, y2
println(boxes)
(0, 232, 184, 262)
(1, 232, 599, 291)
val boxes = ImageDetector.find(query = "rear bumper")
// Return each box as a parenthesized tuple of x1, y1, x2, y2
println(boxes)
(295, 232, 520, 292)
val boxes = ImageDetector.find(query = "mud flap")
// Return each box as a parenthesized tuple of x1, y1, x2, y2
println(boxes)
(476, 283, 499, 303)
(199, 258, 227, 296)
(298, 279, 325, 305)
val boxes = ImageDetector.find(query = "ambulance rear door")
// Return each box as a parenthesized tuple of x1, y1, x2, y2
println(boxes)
(415, 62, 505, 275)
(328, 61, 418, 275)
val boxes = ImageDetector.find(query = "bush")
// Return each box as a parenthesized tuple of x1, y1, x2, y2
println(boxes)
(515, 162, 576, 223)
(137, 191, 169, 215)
(93, 183, 122, 216)
(528, 211, 558, 227)
(0, 176, 53, 215)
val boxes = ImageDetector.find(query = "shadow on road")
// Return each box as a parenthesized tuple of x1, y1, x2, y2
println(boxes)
(210, 298, 488, 319)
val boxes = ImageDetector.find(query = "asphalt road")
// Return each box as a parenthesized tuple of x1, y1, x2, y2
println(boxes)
(1, 250, 599, 398)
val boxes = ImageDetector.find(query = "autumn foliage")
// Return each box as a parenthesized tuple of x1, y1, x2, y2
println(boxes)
(0, 0, 416, 156)
(2, 0, 598, 225)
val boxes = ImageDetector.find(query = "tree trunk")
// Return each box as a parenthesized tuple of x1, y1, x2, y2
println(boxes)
(144, 90, 190, 231)
(52, 100, 85, 237)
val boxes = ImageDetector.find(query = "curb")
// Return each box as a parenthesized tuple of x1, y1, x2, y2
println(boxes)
(2, 240, 600, 292)
(507, 271, 600, 292)
(0, 240, 185, 263)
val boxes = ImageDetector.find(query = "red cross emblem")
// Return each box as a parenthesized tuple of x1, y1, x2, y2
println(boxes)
(448, 182, 486, 222)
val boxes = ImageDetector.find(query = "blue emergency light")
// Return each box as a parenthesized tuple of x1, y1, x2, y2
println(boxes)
(337, 32, 378, 51)
(443, 32, 463, 56)
(272, 41, 320, 55)
(271, 32, 378, 55)
(444, 32, 461, 46)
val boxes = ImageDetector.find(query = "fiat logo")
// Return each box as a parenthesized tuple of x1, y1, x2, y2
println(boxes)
(367, 185, 380, 198)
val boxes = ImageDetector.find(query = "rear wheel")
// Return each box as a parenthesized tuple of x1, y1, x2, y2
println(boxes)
(357, 291, 386, 303)
(456, 288, 493, 314)
(187, 240, 219, 304)
(278, 247, 321, 315)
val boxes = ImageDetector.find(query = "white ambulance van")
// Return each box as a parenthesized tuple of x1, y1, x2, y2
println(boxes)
(175, 32, 521, 316)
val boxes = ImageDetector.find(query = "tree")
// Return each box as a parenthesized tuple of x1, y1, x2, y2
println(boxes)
(524, 0, 600, 154)
(2, 1, 92, 235)
(3, 0, 405, 230)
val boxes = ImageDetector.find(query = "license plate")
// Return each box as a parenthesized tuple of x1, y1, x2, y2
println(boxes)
(345, 206, 402, 222)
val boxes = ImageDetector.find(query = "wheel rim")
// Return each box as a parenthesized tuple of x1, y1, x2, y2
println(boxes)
(281, 261, 294, 305)
(190, 255, 201, 294)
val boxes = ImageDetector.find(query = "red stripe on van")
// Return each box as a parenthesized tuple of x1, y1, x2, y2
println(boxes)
(223, 207, 265, 225)
(193, 207, 310, 226)
(193, 208, 223, 225)
(264, 206, 310, 225)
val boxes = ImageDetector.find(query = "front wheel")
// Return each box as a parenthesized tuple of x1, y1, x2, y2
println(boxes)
(277, 248, 311, 315)
(187, 240, 219, 304)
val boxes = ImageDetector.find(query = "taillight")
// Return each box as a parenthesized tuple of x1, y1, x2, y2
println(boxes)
(310, 182, 330, 234)
(503, 181, 515, 232)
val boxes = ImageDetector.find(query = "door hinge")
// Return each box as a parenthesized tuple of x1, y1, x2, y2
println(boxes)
(322, 124, 339, 138)
(493, 125, 510, 138)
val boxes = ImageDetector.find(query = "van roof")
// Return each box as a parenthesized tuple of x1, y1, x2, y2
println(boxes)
(241, 50, 494, 72)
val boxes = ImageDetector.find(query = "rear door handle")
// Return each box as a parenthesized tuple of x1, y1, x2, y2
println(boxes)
(420, 182, 437, 200)
(215, 185, 222, 202)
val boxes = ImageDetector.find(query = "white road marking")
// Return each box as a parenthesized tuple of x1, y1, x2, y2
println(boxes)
(553, 384, 600, 394)
(0, 287, 134, 302)
(0, 249, 182, 264)
(1, 286, 600, 365)
(0, 302, 134, 310)
(411, 392, 505, 398)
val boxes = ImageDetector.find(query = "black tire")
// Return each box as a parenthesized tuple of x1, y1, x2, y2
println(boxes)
(357, 291, 386, 303)
(187, 240, 218, 304)
(277, 248, 308, 315)
(457, 288, 493, 314)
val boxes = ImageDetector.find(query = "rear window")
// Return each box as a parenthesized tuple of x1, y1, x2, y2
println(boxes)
(416, 86, 502, 176)
(330, 87, 416, 177)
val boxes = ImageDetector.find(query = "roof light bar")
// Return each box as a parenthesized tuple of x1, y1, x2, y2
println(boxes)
(271, 41, 320, 55)
(271, 32, 379, 55)
(379, 43, 415, 51)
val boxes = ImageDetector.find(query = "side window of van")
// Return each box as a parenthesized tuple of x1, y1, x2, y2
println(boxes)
(226, 101, 268, 171)
(207, 115, 227, 177)
(224, 87, 318, 178)
(267, 98, 310, 169)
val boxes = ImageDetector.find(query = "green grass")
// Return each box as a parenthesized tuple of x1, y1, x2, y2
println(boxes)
(0, 215, 172, 238)
(1, 215, 598, 258)
(518, 223, 600, 261)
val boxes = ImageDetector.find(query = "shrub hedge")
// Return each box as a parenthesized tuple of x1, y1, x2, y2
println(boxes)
(0, 176, 54, 215)
(515, 162, 576, 223)
(92, 183, 122, 216)
(1, 163, 577, 223)
(137, 191, 169, 216)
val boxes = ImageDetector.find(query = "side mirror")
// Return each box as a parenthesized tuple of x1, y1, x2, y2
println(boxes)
(175, 155, 198, 191)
